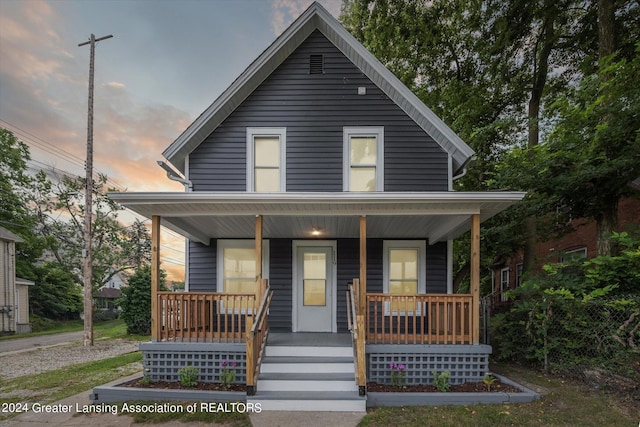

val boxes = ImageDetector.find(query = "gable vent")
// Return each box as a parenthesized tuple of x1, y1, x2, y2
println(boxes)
(309, 54, 324, 74)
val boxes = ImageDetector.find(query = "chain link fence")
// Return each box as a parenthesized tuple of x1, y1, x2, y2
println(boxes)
(486, 294, 640, 392)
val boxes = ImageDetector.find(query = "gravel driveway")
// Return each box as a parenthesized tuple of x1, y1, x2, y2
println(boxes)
(0, 339, 140, 380)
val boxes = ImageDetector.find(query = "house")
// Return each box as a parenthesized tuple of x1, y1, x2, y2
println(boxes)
(1, 226, 34, 335)
(492, 196, 640, 304)
(94, 287, 121, 312)
(109, 2, 524, 410)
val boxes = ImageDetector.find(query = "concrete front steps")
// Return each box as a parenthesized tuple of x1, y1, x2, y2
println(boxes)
(247, 344, 366, 412)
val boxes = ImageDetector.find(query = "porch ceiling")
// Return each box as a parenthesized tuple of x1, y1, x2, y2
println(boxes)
(108, 191, 525, 245)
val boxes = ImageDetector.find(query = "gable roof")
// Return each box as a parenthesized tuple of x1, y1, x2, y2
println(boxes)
(162, 1, 475, 175)
(0, 226, 23, 243)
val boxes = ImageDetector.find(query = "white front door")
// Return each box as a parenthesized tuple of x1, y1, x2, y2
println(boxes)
(294, 242, 336, 332)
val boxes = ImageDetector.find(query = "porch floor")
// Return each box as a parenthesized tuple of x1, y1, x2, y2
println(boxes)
(267, 333, 351, 347)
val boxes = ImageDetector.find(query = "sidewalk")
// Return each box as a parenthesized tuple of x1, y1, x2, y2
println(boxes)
(2, 374, 367, 427)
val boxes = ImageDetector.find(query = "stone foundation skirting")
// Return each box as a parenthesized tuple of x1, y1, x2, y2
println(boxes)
(140, 342, 246, 383)
(366, 344, 492, 385)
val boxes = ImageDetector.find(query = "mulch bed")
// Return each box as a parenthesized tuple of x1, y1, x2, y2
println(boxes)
(367, 379, 522, 393)
(119, 378, 246, 392)
(119, 378, 521, 393)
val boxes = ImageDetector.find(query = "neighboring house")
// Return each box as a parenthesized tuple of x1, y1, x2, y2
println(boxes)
(0, 226, 34, 335)
(109, 3, 524, 411)
(102, 268, 127, 290)
(94, 287, 121, 311)
(492, 196, 640, 304)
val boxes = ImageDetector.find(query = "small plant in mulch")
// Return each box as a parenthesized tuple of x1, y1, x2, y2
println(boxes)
(366, 377, 522, 393)
(220, 359, 238, 390)
(178, 366, 199, 387)
(390, 362, 406, 387)
(432, 370, 451, 392)
(483, 372, 497, 391)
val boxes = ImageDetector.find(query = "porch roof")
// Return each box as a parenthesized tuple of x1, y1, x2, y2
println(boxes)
(109, 191, 525, 245)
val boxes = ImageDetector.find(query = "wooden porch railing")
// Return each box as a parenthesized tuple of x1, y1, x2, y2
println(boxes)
(347, 279, 366, 396)
(246, 279, 273, 396)
(366, 293, 473, 345)
(156, 279, 270, 343)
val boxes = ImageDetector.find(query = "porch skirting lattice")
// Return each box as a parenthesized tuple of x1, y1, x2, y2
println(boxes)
(366, 344, 491, 385)
(141, 342, 246, 383)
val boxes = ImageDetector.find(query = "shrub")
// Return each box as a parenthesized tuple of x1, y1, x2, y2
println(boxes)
(492, 232, 640, 381)
(117, 265, 166, 335)
(432, 370, 451, 392)
(178, 366, 199, 387)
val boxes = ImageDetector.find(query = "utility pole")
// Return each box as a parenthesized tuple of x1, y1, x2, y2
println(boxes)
(78, 33, 112, 347)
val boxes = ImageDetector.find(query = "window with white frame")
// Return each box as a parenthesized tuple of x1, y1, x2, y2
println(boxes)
(217, 240, 269, 312)
(516, 263, 523, 287)
(343, 127, 384, 191)
(560, 247, 587, 263)
(247, 128, 286, 192)
(500, 267, 510, 302)
(383, 240, 426, 314)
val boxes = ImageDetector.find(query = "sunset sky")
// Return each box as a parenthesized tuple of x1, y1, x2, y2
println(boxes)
(0, 0, 342, 281)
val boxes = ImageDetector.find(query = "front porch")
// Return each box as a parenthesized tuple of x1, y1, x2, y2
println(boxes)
(107, 191, 525, 408)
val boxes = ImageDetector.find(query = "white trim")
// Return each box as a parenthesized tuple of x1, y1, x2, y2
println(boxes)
(560, 247, 587, 263)
(291, 240, 337, 333)
(447, 155, 453, 191)
(216, 239, 270, 293)
(446, 240, 453, 294)
(383, 240, 427, 315)
(184, 239, 190, 292)
(343, 127, 384, 192)
(500, 267, 510, 302)
(184, 156, 191, 192)
(246, 127, 286, 192)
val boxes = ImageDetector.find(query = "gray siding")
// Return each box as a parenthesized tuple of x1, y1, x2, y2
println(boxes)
(426, 241, 448, 293)
(269, 239, 293, 332)
(187, 240, 216, 292)
(189, 30, 448, 192)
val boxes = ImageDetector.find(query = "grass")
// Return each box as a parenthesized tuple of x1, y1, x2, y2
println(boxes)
(358, 363, 640, 427)
(0, 352, 143, 414)
(0, 318, 149, 342)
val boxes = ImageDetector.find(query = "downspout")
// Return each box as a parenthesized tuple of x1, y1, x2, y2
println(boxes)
(452, 155, 475, 182)
(157, 161, 193, 191)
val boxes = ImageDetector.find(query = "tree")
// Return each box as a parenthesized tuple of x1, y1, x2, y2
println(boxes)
(31, 172, 152, 289)
(118, 265, 166, 335)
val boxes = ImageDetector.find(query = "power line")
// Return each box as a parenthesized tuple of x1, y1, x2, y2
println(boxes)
(0, 119, 125, 191)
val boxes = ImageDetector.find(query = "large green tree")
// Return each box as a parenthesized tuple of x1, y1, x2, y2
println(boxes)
(31, 171, 152, 290)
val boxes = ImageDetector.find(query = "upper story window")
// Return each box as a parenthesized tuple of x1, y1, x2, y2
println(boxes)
(343, 127, 384, 191)
(247, 128, 286, 192)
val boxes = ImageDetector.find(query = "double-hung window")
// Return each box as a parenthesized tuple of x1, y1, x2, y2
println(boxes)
(217, 240, 269, 313)
(247, 128, 286, 192)
(383, 240, 426, 314)
(343, 127, 384, 191)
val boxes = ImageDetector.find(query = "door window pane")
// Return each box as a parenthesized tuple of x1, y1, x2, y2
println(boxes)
(303, 253, 326, 306)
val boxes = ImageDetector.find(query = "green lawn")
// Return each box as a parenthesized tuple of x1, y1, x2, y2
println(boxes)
(359, 363, 639, 427)
(0, 318, 149, 342)
(0, 352, 143, 421)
